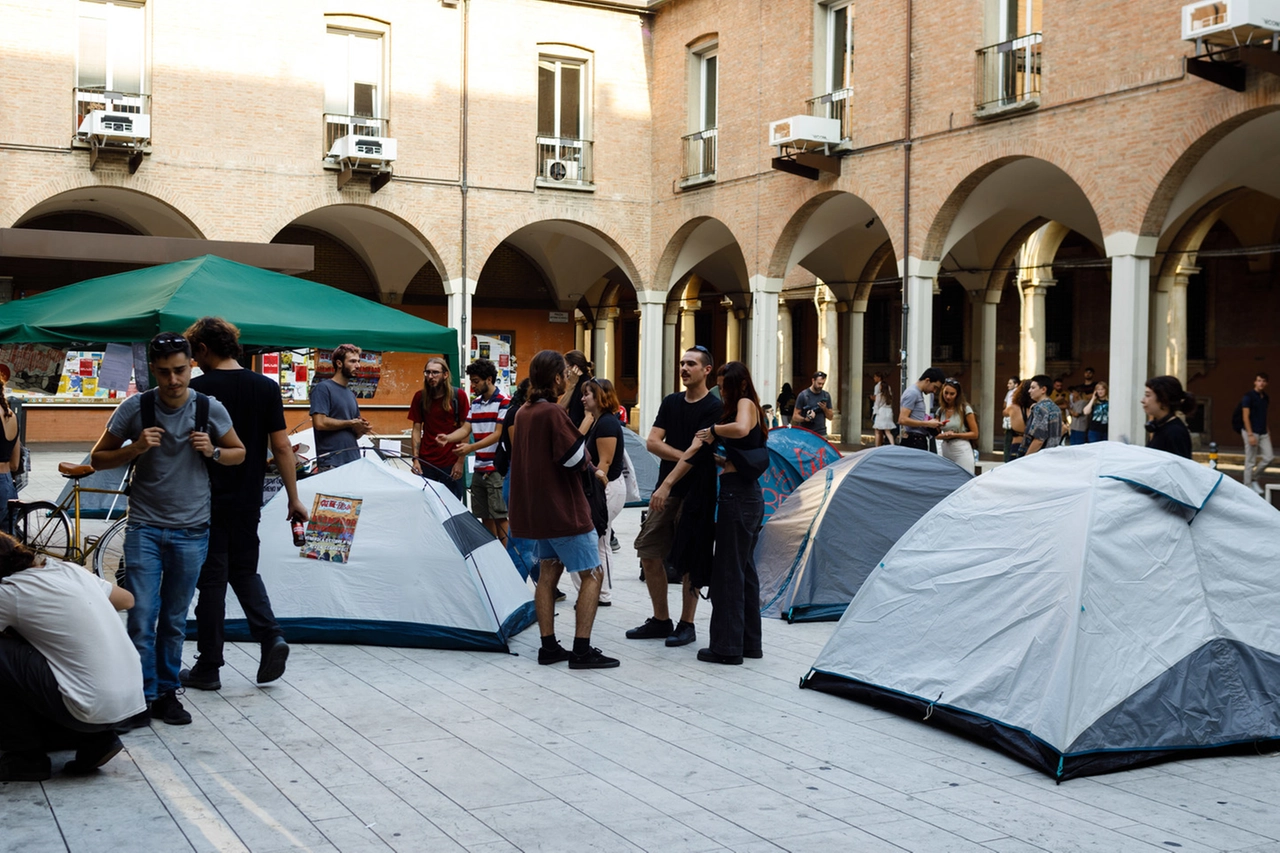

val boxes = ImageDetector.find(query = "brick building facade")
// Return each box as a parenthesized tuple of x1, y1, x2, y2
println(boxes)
(1, 0, 1277, 447)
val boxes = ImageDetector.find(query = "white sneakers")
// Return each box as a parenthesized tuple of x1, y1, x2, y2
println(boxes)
(1249, 481, 1265, 496)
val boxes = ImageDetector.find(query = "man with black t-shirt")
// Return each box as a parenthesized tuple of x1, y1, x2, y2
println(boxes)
(627, 347, 721, 648)
(181, 317, 309, 690)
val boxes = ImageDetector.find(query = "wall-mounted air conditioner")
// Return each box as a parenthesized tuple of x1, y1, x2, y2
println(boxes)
(769, 115, 842, 149)
(77, 110, 150, 141)
(543, 159, 579, 182)
(1182, 0, 1280, 44)
(328, 134, 397, 164)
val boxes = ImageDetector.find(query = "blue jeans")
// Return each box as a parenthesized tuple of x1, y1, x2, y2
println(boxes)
(123, 523, 210, 701)
(502, 474, 539, 581)
(1087, 429, 1108, 443)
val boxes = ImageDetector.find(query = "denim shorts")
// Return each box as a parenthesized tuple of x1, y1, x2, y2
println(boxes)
(534, 531, 601, 573)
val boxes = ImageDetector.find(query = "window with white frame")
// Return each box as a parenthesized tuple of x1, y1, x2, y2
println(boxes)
(325, 27, 386, 142)
(682, 41, 719, 183)
(78, 0, 145, 94)
(537, 51, 592, 186)
(696, 47, 717, 132)
(825, 1, 854, 95)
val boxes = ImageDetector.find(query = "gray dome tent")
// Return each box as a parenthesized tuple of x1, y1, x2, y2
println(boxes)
(802, 443, 1280, 780)
(757, 445, 972, 622)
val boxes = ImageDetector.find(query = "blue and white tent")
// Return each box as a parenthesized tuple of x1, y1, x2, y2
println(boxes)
(803, 443, 1280, 779)
(757, 445, 971, 622)
(204, 458, 534, 651)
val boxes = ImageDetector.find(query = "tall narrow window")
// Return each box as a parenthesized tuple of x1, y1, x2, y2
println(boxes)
(826, 2, 853, 94)
(326, 30, 384, 122)
(698, 50, 718, 131)
(78, 0, 145, 94)
(536, 54, 592, 186)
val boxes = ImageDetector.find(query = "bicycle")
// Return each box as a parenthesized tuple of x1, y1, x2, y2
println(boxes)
(8, 461, 130, 584)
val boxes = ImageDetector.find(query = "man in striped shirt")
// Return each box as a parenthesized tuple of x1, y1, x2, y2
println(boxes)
(436, 358, 510, 545)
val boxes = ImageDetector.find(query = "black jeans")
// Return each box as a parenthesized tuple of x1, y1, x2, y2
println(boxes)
(708, 473, 764, 657)
(193, 507, 281, 668)
(0, 635, 113, 753)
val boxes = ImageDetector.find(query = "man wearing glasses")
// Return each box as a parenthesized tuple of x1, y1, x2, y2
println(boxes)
(91, 333, 247, 728)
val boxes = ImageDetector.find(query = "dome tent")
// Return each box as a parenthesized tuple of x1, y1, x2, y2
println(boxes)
(761, 427, 842, 520)
(757, 445, 972, 622)
(198, 458, 534, 651)
(802, 443, 1280, 780)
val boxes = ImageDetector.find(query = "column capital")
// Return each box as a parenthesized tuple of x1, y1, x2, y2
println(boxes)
(635, 290, 668, 305)
(1103, 232, 1158, 258)
(680, 300, 702, 314)
(1172, 265, 1200, 288)
(601, 306, 621, 322)
(664, 304, 680, 323)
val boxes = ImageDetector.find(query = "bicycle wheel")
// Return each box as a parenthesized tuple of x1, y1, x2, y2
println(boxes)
(13, 501, 72, 560)
(91, 517, 131, 586)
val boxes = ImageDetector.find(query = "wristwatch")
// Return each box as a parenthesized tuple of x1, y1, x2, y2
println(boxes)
(211, 447, 221, 463)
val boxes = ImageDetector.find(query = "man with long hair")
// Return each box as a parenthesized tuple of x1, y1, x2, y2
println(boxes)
(509, 350, 617, 669)
(310, 343, 371, 469)
(181, 317, 309, 691)
(0, 532, 144, 780)
(628, 346, 721, 648)
(409, 356, 468, 500)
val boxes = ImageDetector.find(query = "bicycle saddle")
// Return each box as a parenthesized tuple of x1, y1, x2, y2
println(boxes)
(58, 463, 95, 479)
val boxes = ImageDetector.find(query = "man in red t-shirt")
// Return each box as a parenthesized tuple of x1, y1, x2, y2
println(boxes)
(408, 357, 469, 500)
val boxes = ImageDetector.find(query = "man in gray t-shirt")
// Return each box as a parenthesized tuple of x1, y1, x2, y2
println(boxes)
(899, 367, 946, 450)
(309, 344, 371, 469)
(90, 333, 246, 728)
(792, 372, 834, 436)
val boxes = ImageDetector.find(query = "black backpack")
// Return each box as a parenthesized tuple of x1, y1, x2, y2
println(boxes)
(1231, 399, 1245, 433)
(139, 387, 211, 435)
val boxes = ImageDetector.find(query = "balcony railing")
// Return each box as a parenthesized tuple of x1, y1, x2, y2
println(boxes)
(974, 33, 1043, 112)
(681, 127, 717, 184)
(73, 87, 150, 137)
(324, 114, 389, 156)
(806, 87, 854, 141)
(536, 136, 593, 187)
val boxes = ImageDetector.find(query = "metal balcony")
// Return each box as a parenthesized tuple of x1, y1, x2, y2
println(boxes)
(536, 136, 593, 188)
(680, 127, 717, 186)
(974, 33, 1043, 113)
(806, 88, 854, 141)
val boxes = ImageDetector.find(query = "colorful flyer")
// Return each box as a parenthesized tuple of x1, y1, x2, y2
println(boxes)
(301, 493, 363, 563)
(0, 343, 67, 394)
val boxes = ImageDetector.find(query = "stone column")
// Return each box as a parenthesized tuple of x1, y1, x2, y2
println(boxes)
(445, 277, 474, 371)
(974, 289, 1000, 454)
(842, 300, 867, 443)
(1019, 277, 1054, 378)
(777, 297, 793, 396)
(901, 258, 940, 388)
(662, 304, 679, 394)
(1166, 266, 1196, 382)
(595, 307, 619, 381)
(1106, 235, 1156, 444)
(816, 285, 839, 438)
(748, 276, 782, 407)
(725, 306, 741, 364)
(678, 299, 701, 357)
(636, 291, 668, 436)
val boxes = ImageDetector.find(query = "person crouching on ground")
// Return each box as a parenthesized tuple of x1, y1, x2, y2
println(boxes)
(510, 350, 618, 670)
(0, 533, 145, 781)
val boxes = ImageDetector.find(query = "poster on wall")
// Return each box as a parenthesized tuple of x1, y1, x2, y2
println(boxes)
(312, 349, 382, 399)
(258, 350, 317, 402)
(471, 333, 515, 398)
(301, 493, 363, 562)
(0, 344, 67, 395)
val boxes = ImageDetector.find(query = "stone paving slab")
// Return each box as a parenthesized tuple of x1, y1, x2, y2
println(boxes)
(4, 447, 1280, 852)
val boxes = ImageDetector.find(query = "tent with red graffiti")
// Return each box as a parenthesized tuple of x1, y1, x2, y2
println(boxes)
(761, 426, 842, 521)
(756, 445, 971, 622)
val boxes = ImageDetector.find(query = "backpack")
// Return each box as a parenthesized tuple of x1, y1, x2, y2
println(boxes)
(1231, 398, 1246, 433)
(126, 388, 213, 493)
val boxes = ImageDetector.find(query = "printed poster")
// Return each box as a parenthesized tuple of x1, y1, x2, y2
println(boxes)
(301, 493, 362, 562)
(0, 344, 66, 394)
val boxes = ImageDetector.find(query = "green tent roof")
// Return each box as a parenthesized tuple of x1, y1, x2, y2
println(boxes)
(0, 255, 459, 369)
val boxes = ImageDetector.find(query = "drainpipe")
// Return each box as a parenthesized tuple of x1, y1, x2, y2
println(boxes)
(458, 0, 471, 371)
(899, 0, 913, 398)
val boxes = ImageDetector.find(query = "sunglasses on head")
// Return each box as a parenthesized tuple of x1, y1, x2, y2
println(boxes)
(690, 345, 711, 355)
(943, 378, 960, 388)
(149, 333, 189, 357)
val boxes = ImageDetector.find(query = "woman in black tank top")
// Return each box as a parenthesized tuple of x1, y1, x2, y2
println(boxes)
(650, 361, 767, 665)
(0, 381, 21, 530)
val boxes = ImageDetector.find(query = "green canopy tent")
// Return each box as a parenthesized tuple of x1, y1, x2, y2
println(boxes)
(0, 254, 459, 370)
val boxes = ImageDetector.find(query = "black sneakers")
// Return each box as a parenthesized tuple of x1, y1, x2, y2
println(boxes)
(179, 662, 221, 691)
(257, 637, 290, 684)
(697, 648, 743, 665)
(625, 617, 674, 639)
(568, 647, 620, 669)
(665, 621, 697, 647)
(538, 643, 572, 665)
(64, 733, 124, 774)
(0, 750, 51, 782)
(150, 691, 192, 726)
(115, 709, 152, 733)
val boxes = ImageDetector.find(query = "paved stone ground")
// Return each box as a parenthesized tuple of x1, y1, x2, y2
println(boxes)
(4, 446, 1280, 853)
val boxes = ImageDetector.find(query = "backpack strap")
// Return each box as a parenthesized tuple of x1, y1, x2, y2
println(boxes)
(139, 388, 157, 430)
(455, 388, 465, 430)
(194, 391, 209, 435)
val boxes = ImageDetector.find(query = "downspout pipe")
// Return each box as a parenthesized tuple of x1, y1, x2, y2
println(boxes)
(459, 0, 471, 370)
(899, 0, 913, 397)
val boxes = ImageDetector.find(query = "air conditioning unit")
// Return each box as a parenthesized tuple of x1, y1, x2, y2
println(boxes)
(77, 110, 150, 141)
(1182, 0, 1280, 44)
(328, 134, 397, 164)
(769, 115, 842, 149)
(543, 159, 579, 182)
